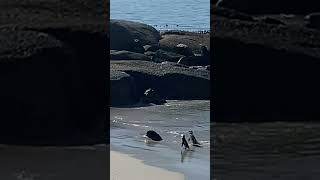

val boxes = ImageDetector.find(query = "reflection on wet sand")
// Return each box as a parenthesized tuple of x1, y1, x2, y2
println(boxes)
(212, 122, 320, 180)
(181, 148, 196, 163)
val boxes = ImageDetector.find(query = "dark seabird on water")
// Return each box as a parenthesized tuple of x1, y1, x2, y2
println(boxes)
(144, 130, 162, 142)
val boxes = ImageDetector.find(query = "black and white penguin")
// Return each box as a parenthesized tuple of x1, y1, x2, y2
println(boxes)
(181, 134, 190, 150)
(188, 130, 201, 146)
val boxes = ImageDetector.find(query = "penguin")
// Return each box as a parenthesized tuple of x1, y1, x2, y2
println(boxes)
(188, 130, 201, 147)
(181, 134, 190, 150)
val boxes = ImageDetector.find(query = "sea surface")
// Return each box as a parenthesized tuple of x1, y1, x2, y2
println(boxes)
(110, 0, 210, 31)
(110, 100, 210, 180)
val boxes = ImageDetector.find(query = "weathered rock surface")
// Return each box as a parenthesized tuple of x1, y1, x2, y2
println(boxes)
(0, 0, 108, 145)
(160, 32, 210, 54)
(143, 44, 159, 52)
(152, 49, 185, 63)
(110, 50, 150, 61)
(110, 60, 209, 106)
(177, 55, 209, 66)
(212, 11, 320, 122)
(110, 70, 137, 106)
(110, 19, 161, 53)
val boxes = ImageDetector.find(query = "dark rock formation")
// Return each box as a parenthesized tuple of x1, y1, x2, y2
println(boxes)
(110, 60, 209, 106)
(110, 50, 150, 61)
(0, 0, 108, 145)
(110, 70, 137, 106)
(144, 51, 156, 57)
(160, 31, 210, 54)
(152, 50, 185, 63)
(110, 19, 161, 53)
(140, 88, 167, 105)
(177, 55, 209, 66)
(145, 130, 162, 141)
(212, 13, 320, 122)
(143, 44, 159, 52)
(216, 0, 320, 15)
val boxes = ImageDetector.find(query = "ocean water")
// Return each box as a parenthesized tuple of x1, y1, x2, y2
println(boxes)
(110, 100, 210, 180)
(110, 0, 210, 31)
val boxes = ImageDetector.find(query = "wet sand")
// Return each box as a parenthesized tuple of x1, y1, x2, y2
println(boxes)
(212, 122, 320, 180)
(0, 144, 109, 180)
(110, 151, 184, 180)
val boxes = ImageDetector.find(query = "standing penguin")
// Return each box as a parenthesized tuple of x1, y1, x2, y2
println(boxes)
(188, 130, 201, 146)
(181, 134, 189, 150)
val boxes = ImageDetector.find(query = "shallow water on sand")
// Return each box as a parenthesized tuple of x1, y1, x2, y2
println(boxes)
(213, 122, 320, 180)
(111, 0, 210, 31)
(110, 100, 210, 180)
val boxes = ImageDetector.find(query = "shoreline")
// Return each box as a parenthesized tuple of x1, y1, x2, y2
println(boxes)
(110, 100, 210, 180)
(111, 150, 185, 180)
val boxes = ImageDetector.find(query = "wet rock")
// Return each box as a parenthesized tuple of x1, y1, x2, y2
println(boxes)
(140, 88, 167, 105)
(145, 130, 162, 141)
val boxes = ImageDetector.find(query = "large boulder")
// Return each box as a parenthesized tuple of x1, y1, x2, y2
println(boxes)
(216, 0, 320, 15)
(110, 19, 161, 52)
(0, 0, 108, 145)
(111, 60, 210, 101)
(110, 70, 138, 106)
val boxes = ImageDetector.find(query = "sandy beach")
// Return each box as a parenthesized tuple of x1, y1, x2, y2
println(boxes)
(0, 144, 109, 180)
(111, 151, 185, 180)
